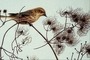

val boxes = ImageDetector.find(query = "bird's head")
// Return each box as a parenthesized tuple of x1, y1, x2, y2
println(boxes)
(34, 7, 47, 17)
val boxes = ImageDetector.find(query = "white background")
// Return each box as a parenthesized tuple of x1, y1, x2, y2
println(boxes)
(0, 0, 90, 60)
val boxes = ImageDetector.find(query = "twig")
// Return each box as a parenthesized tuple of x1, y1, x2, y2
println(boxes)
(64, 15, 67, 30)
(34, 29, 64, 49)
(12, 24, 19, 50)
(0, 19, 15, 28)
(71, 53, 74, 60)
(4, 12, 7, 22)
(11, 33, 21, 50)
(46, 30, 49, 40)
(0, 10, 3, 23)
(34, 43, 47, 49)
(2, 47, 23, 60)
(29, 23, 59, 60)
(0, 23, 18, 60)
(0, 47, 2, 60)
(80, 52, 86, 60)
(27, 56, 29, 60)
(1, 23, 18, 47)
(67, 57, 69, 60)
(77, 43, 83, 60)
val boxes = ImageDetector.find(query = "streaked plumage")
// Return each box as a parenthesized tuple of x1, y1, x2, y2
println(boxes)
(0, 7, 47, 24)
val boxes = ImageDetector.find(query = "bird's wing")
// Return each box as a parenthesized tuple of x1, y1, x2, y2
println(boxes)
(9, 13, 18, 17)
(9, 12, 30, 17)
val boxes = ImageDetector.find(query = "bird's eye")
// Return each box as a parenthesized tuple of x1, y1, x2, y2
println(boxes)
(38, 10, 43, 13)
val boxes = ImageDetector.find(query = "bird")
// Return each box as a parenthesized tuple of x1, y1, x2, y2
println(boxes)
(0, 7, 47, 24)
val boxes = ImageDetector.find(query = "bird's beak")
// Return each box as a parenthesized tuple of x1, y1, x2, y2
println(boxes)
(44, 14, 47, 17)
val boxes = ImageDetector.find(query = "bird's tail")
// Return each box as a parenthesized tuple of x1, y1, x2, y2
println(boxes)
(0, 15, 11, 18)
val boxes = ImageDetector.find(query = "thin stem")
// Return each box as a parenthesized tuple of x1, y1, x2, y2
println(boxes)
(0, 23, 17, 60)
(46, 30, 48, 40)
(3, 47, 22, 60)
(4, 13, 7, 22)
(74, 58, 76, 60)
(75, 48, 79, 53)
(11, 33, 21, 50)
(77, 51, 80, 60)
(64, 15, 67, 30)
(14, 24, 19, 46)
(3, 49, 12, 58)
(67, 57, 69, 60)
(0, 11, 3, 23)
(34, 43, 47, 49)
(34, 29, 64, 49)
(77, 43, 82, 60)
(29, 24, 59, 60)
(80, 52, 86, 60)
(27, 56, 29, 60)
(0, 19, 15, 28)
(19, 6, 25, 13)
(1, 23, 18, 47)
(0, 47, 2, 60)
(71, 53, 74, 60)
